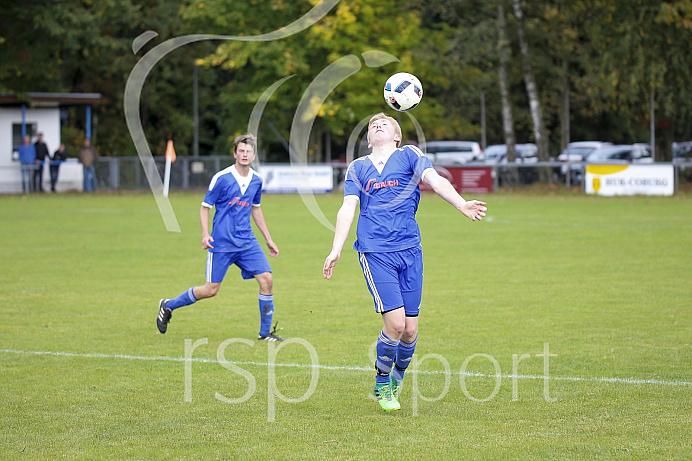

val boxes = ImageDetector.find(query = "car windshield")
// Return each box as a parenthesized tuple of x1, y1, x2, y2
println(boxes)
(484, 145, 506, 159)
(562, 146, 597, 157)
(516, 145, 537, 157)
(426, 145, 473, 153)
(586, 148, 631, 161)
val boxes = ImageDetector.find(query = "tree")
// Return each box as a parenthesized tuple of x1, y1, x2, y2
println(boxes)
(496, 0, 517, 161)
(0, 0, 207, 157)
(182, 0, 487, 160)
(512, 0, 550, 162)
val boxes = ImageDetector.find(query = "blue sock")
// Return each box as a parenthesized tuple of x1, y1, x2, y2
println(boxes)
(166, 287, 198, 311)
(259, 294, 274, 336)
(375, 331, 400, 384)
(391, 335, 417, 381)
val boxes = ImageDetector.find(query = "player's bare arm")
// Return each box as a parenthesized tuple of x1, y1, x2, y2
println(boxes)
(323, 197, 359, 279)
(200, 205, 214, 249)
(423, 169, 487, 221)
(251, 206, 279, 257)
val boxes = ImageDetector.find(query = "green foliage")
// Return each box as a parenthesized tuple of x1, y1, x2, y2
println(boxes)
(1, 0, 692, 160)
(182, 0, 458, 155)
(0, 0, 204, 157)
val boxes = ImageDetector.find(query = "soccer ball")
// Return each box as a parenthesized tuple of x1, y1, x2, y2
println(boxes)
(383, 72, 423, 112)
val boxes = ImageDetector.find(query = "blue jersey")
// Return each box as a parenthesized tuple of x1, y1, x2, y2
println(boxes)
(18, 144, 36, 165)
(202, 166, 263, 252)
(344, 145, 434, 253)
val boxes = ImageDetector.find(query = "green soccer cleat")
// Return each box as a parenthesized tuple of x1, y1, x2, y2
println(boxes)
(390, 375, 403, 401)
(373, 382, 400, 412)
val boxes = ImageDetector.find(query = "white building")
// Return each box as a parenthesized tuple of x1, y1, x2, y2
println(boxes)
(0, 92, 101, 193)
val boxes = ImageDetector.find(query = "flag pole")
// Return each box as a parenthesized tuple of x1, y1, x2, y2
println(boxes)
(163, 156, 171, 198)
(163, 139, 176, 198)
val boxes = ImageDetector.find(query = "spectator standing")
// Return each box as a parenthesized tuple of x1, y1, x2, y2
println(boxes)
(18, 135, 36, 193)
(77, 138, 99, 192)
(50, 143, 67, 193)
(34, 133, 50, 193)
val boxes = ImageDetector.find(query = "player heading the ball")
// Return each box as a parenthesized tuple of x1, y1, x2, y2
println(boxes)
(323, 112, 487, 412)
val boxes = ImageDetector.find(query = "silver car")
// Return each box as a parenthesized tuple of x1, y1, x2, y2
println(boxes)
(420, 141, 482, 166)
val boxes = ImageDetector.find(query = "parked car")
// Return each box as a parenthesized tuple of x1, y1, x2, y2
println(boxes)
(557, 141, 612, 182)
(420, 141, 482, 166)
(477, 143, 538, 164)
(672, 141, 692, 164)
(478, 144, 506, 163)
(569, 144, 653, 184)
(557, 141, 612, 163)
(585, 144, 652, 163)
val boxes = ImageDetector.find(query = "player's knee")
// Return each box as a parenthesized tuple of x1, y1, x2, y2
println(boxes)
(257, 272, 273, 292)
(390, 320, 406, 337)
(403, 324, 418, 341)
(199, 284, 220, 298)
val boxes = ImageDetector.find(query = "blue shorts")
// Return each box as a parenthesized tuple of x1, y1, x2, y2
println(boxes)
(358, 245, 423, 316)
(206, 241, 271, 283)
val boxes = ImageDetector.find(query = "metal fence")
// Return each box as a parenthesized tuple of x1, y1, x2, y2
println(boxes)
(95, 156, 231, 191)
(92, 156, 692, 192)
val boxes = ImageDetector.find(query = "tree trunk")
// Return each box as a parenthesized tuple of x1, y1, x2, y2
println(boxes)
(497, 0, 517, 163)
(561, 60, 570, 153)
(512, 0, 550, 163)
(498, 0, 518, 187)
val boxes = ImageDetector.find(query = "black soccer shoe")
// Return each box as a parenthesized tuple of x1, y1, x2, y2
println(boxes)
(157, 298, 172, 334)
(258, 321, 285, 341)
(258, 333, 285, 341)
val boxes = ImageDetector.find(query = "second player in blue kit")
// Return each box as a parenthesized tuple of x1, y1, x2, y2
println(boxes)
(157, 134, 284, 341)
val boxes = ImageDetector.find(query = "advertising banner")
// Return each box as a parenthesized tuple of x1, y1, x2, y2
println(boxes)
(260, 164, 333, 194)
(585, 164, 674, 196)
(419, 166, 493, 194)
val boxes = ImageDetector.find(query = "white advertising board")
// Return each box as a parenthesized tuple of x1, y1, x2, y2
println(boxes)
(259, 164, 333, 194)
(585, 164, 674, 196)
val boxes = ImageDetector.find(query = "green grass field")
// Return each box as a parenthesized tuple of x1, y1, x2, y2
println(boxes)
(1, 189, 690, 459)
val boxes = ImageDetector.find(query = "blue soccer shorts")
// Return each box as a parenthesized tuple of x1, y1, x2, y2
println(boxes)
(358, 245, 423, 316)
(206, 241, 271, 283)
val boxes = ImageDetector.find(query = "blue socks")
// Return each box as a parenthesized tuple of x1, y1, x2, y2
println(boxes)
(391, 335, 417, 381)
(258, 293, 274, 336)
(165, 289, 276, 337)
(375, 331, 418, 383)
(166, 287, 198, 311)
(375, 331, 400, 384)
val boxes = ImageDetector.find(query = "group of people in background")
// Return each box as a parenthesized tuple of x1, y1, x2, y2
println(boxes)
(17, 135, 99, 193)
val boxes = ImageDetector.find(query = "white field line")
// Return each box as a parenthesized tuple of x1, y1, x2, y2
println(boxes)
(1, 348, 691, 387)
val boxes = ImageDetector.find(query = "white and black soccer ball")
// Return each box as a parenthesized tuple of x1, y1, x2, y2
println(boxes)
(383, 72, 423, 112)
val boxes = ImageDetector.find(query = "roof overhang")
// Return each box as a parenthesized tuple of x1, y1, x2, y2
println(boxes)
(0, 92, 102, 107)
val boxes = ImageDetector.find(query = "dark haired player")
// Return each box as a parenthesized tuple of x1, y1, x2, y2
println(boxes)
(158, 134, 284, 341)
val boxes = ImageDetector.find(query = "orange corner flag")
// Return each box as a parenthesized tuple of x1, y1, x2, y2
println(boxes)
(165, 139, 176, 163)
